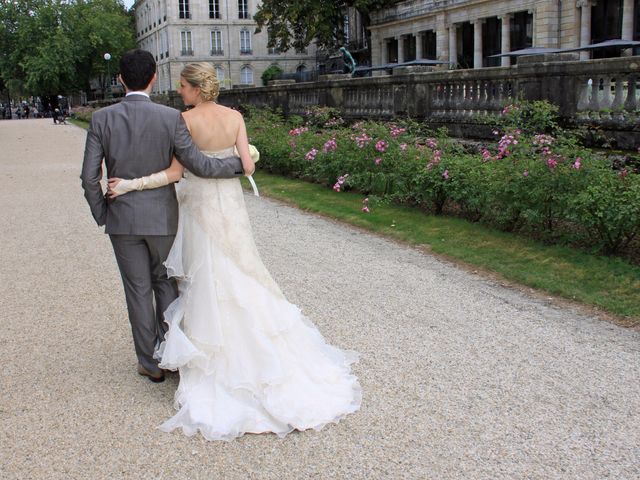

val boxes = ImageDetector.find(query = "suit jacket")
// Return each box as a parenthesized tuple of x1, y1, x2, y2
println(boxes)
(81, 95, 243, 235)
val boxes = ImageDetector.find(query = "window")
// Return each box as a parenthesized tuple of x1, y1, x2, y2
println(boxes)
(209, 0, 220, 19)
(510, 11, 533, 51)
(179, 0, 190, 19)
(210, 30, 223, 55)
(240, 66, 253, 84)
(215, 66, 225, 87)
(482, 17, 501, 67)
(238, 0, 248, 19)
(240, 29, 252, 54)
(180, 31, 193, 55)
(422, 30, 437, 59)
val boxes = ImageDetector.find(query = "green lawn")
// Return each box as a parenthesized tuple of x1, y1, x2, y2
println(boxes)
(244, 171, 640, 324)
(69, 118, 89, 129)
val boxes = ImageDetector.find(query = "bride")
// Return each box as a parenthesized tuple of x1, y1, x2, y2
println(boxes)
(107, 62, 361, 441)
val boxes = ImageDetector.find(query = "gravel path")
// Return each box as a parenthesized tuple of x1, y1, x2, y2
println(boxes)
(1, 118, 639, 480)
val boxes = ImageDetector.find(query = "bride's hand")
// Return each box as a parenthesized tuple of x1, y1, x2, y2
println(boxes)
(107, 178, 122, 198)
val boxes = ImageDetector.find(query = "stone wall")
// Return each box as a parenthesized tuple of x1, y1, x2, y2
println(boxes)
(208, 56, 640, 149)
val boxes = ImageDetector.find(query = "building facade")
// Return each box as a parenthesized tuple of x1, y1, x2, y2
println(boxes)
(133, 0, 317, 93)
(369, 0, 640, 69)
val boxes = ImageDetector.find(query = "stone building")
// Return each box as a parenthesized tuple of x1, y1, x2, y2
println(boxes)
(369, 0, 640, 69)
(132, 0, 317, 93)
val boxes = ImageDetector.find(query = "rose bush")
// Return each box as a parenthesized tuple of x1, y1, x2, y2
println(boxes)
(244, 103, 639, 255)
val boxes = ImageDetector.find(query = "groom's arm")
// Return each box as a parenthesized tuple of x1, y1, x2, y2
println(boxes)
(80, 116, 107, 226)
(172, 114, 243, 178)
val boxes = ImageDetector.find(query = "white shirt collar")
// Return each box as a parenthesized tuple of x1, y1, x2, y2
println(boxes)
(126, 91, 150, 98)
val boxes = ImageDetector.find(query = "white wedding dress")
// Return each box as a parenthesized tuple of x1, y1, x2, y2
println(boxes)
(155, 148, 362, 441)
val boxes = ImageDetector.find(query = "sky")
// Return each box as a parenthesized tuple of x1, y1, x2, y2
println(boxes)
(123, 0, 134, 9)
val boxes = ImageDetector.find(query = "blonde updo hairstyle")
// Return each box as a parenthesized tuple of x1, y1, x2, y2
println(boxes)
(181, 62, 220, 102)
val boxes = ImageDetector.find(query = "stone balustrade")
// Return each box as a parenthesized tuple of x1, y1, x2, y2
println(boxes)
(158, 56, 640, 148)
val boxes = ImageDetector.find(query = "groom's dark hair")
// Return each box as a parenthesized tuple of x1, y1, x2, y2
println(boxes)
(119, 49, 156, 91)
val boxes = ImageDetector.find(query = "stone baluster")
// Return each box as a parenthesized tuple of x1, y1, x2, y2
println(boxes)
(431, 84, 441, 113)
(624, 75, 638, 112)
(443, 83, 450, 116)
(576, 78, 591, 111)
(588, 78, 600, 111)
(600, 78, 613, 110)
(462, 81, 472, 115)
(495, 81, 504, 107)
(471, 81, 480, 116)
(478, 80, 489, 115)
(485, 81, 495, 112)
(611, 77, 625, 111)
(451, 82, 462, 116)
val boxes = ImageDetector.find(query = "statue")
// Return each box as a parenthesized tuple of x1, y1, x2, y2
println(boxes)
(339, 46, 357, 75)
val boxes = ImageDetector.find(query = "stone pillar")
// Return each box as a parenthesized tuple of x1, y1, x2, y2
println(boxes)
(622, 0, 635, 56)
(436, 15, 448, 62)
(577, 0, 592, 60)
(416, 32, 423, 59)
(397, 35, 405, 64)
(449, 24, 457, 66)
(500, 14, 511, 67)
(381, 39, 389, 65)
(473, 19, 483, 69)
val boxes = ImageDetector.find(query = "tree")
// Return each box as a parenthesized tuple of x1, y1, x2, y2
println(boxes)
(0, 0, 135, 97)
(254, 0, 399, 54)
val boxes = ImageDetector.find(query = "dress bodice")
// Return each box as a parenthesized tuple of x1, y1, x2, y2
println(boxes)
(201, 146, 235, 158)
(183, 147, 235, 178)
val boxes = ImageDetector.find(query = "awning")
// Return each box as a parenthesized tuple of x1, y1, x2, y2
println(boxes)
(489, 47, 565, 58)
(561, 38, 640, 52)
(354, 59, 449, 73)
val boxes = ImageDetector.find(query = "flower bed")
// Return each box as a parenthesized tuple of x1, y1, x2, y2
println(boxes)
(245, 103, 640, 256)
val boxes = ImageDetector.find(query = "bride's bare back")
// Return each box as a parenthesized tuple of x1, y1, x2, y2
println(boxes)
(183, 102, 241, 151)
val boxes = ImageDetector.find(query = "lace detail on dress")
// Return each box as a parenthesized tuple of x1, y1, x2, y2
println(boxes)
(177, 149, 280, 296)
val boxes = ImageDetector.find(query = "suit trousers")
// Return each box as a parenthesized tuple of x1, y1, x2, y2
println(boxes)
(109, 234, 178, 375)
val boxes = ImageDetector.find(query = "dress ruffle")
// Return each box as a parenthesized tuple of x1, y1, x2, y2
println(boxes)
(156, 152, 361, 441)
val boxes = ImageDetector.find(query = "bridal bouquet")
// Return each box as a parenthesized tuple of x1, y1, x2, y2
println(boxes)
(234, 144, 260, 163)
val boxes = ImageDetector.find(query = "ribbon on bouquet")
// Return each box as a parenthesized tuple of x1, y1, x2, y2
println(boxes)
(235, 144, 261, 197)
(247, 175, 259, 197)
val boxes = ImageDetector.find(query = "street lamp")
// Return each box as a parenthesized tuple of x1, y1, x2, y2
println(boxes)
(104, 52, 112, 99)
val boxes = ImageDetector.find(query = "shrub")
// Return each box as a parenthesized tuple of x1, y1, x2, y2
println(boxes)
(569, 170, 640, 253)
(245, 105, 640, 255)
(261, 65, 284, 86)
(72, 106, 96, 123)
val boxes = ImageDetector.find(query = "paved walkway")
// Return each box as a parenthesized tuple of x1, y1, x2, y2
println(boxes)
(1, 119, 639, 479)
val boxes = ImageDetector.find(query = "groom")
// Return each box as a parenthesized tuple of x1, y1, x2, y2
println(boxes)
(81, 49, 243, 383)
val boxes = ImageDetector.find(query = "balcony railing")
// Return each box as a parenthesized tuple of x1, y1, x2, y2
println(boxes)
(240, 48, 253, 55)
(181, 49, 194, 56)
(210, 49, 224, 56)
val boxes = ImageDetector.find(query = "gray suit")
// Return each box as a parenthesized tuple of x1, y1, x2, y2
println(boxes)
(81, 94, 243, 374)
